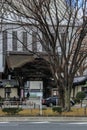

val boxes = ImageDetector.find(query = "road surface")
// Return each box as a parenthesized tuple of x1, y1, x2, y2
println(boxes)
(0, 121, 87, 130)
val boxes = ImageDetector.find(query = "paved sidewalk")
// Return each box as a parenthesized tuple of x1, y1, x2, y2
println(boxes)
(0, 116, 87, 122)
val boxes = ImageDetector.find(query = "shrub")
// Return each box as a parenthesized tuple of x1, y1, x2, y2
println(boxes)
(42, 107, 47, 110)
(73, 98, 80, 103)
(2, 107, 23, 115)
(52, 106, 62, 114)
(76, 91, 86, 102)
(0, 96, 3, 106)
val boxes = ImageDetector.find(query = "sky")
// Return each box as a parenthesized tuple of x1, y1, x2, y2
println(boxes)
(66, 0, 84, 7)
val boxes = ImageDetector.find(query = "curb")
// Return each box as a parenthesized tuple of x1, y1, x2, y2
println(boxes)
(0, 116, 87, 122)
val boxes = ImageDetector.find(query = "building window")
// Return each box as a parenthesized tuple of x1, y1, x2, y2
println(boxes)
(5, 88, 11, 98)
(82, 87, 87, 92)
(32, 32, 37, 52)
(3, 31, 7, 52)
(3, 31, 7, 66)
(23, 32, 27, 51)
(12, 31, 17, 51)
(42, 33, 52, 52)
(61, 32, 66, 46)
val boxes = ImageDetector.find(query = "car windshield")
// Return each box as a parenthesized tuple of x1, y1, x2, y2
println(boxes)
(46, 96, 58, 100)
(46, 97, 51, 100)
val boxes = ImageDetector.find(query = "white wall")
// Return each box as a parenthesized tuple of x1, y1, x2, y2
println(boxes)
(25, 81, 43, 98)
(0, 32, 3, 72)
(30, 81, 43, 98)
(30, 81, 43, 90)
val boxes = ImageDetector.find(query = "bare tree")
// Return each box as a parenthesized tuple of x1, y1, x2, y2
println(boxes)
(76, 36, 87, 76)
(1, 0, 87, 111)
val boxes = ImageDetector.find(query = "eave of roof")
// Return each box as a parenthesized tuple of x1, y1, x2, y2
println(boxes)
(6, 53, 34, 69)
(73, 75, 87, 86)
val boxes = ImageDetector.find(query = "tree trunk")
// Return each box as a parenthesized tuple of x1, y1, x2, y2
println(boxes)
(60, 90, 65, 108)
(65, 88, 71, 111)
(57, 85, 65, 108)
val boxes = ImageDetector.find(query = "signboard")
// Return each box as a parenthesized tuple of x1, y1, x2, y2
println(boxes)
(24, 81, 43, 98)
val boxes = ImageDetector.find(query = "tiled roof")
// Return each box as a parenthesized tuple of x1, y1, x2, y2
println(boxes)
(73, 75, 87, 86)
(0, 79, 19, 87)
(6, 53, 34, 69)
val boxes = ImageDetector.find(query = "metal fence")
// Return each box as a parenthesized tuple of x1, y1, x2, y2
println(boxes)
(0, 99, 41, 109)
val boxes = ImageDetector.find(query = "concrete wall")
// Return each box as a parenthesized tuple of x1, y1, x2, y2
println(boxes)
(10, 88, 18, 98)
(0, 88, 4, 98)
(0, 88, 18, 98)
(71, 85, 82, 97)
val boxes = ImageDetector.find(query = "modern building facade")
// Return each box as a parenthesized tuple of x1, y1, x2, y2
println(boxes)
(0, 0, 87, 100)
(0, 0, 68, 99)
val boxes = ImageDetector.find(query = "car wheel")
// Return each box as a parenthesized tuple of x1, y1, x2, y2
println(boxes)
(70, 102, 72, 106)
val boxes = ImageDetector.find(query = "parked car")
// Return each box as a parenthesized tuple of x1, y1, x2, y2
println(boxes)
(42, 96, 58, 107)
(42, 96, 75, 107)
